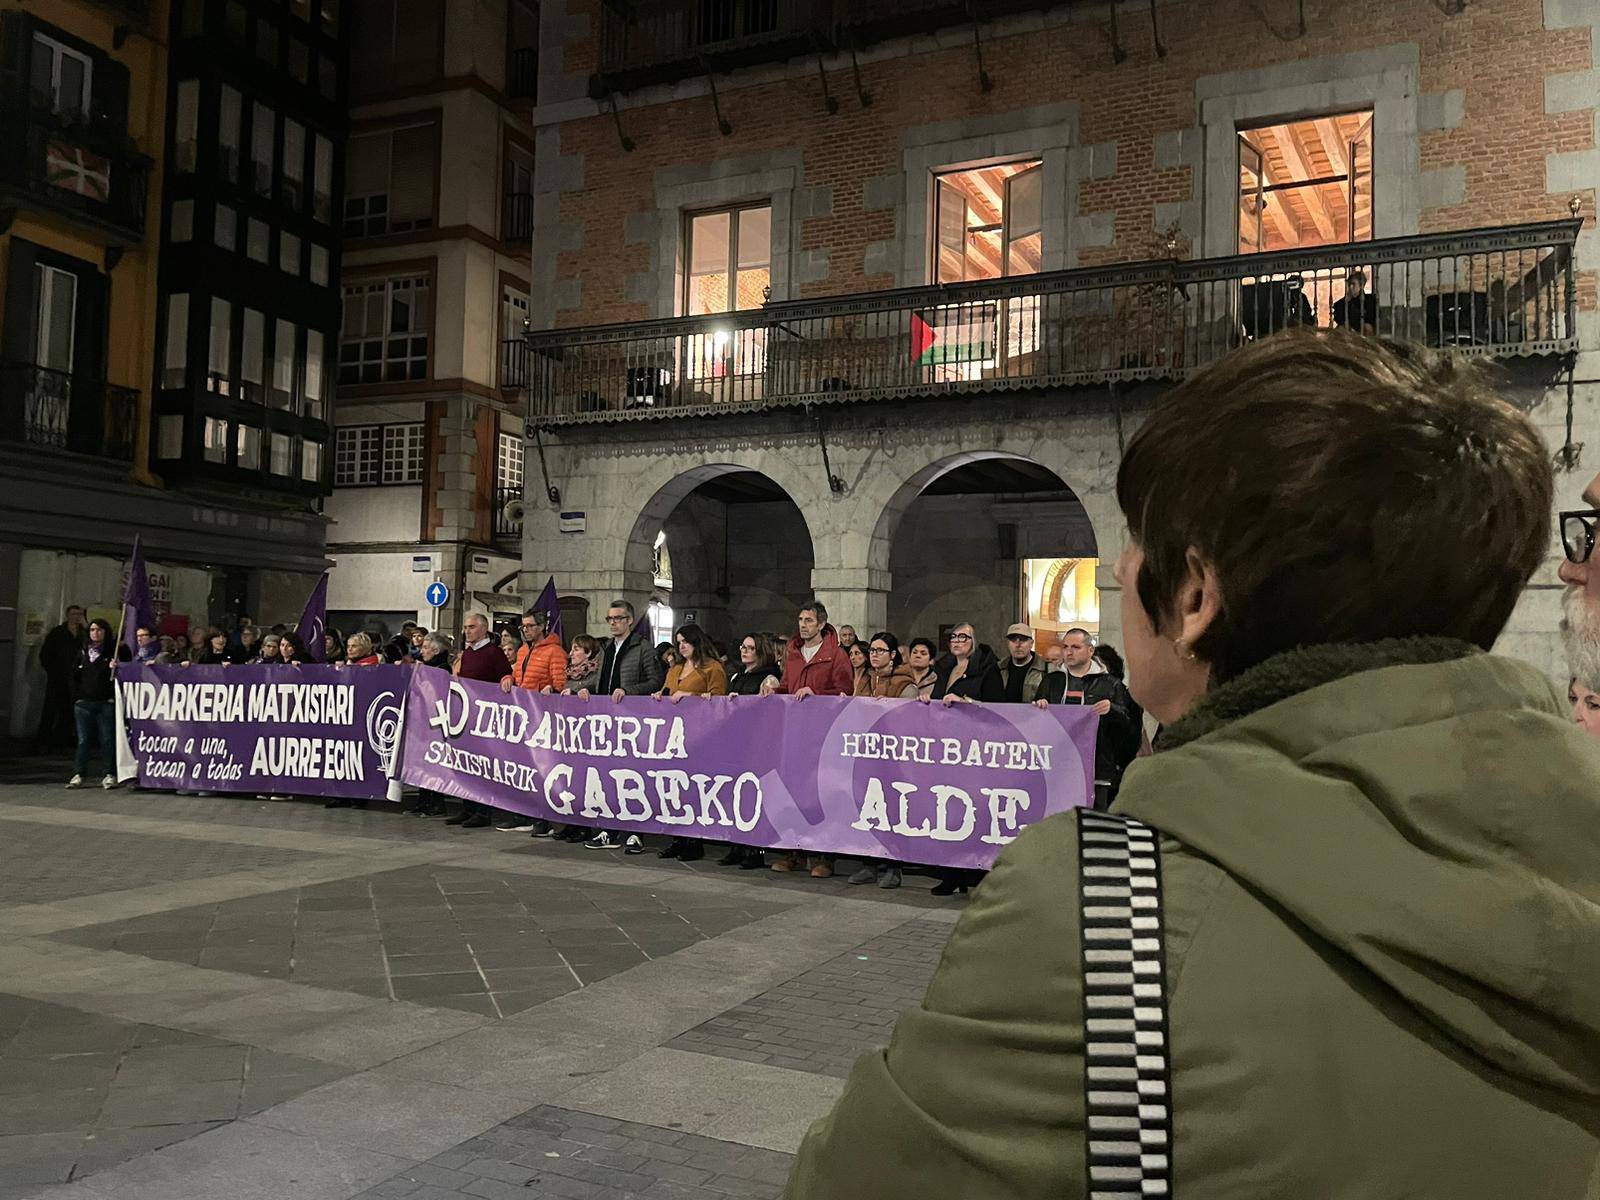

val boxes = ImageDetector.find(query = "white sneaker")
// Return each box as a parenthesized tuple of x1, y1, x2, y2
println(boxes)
(65, 774, 83, 789)
(624, 835, 645, 855)
(584, 831, 617, 849)
(101, 775, 117, 791)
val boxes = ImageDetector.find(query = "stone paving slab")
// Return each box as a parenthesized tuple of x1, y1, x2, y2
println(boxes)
(350, 1104, 795, 1200)
(46, 865, 793, 1017)
(0, 821, 327, 904)
(665, 918, 950, 1077)
(0, 993, 349, 1192)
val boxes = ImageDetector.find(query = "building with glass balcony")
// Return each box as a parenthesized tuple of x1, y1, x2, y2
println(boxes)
(510, 0, 1596, 674)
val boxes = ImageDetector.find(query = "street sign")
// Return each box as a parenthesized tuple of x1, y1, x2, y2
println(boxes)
(411, 555, 432, 573)
(425, 581, 449, 608)
(559, 511, 586, 533)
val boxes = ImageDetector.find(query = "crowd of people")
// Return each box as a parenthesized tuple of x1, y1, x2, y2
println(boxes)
(31, 591, 1143, 896)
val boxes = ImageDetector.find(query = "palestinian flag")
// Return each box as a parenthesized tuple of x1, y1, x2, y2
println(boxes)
(911, 306, 997, 366)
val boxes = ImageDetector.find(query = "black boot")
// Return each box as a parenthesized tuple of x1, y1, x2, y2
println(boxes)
(717, 844, 747, 866)
(676, 839, 704, 862)
(658, 837, 685, 859)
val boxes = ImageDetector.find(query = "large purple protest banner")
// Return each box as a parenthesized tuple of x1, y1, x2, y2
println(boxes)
(119, 664, 405, 799)
(399, 671, 1099, 869)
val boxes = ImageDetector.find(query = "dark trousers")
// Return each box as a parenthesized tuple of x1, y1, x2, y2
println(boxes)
(35, 682, 75, 751)
(73, 700, 115, 776)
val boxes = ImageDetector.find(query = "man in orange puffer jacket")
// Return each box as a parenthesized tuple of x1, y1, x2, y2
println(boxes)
(499, 608, 567, 695)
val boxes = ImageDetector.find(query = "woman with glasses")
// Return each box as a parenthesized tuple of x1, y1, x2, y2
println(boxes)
(927, 623, 998, 704)
(854, 632, 916, 699)
(718, 632, 782, 868)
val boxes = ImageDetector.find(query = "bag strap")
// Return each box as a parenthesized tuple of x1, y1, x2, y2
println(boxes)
(1078, 807, 1174, 1197)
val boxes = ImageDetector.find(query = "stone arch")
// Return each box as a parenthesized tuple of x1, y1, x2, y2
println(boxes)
(866, 450, 1102, 579)
(621, 461, 818, 648)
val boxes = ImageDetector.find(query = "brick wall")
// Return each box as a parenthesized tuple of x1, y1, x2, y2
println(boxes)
(545, 0, 1594, 326)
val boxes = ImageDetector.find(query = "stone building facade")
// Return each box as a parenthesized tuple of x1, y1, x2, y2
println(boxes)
(517, 0, 1600, 673)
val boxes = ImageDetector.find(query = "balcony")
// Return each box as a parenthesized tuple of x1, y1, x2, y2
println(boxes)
(503, 192, 534, 243)
(524, 220, 1583, 426)
(509, 47, 539, 99)
(592, 0, 1063, 95)
(0, 362, 138, 461)
(501, 337, 530, 391)
(0, 103, 150, 244)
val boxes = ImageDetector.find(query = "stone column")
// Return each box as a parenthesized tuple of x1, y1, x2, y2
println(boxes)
(810, 566, 891, 636)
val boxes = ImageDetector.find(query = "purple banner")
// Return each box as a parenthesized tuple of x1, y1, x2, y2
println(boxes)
(399, 671, 1099, 869)
(119, 664, 404, 799)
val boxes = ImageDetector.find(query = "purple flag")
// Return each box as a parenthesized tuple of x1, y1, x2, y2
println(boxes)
(121, 536, 154, 659)
(632, 609, 653, 645)
(296, 572, 329, 662)
(533, 575, 563, 644)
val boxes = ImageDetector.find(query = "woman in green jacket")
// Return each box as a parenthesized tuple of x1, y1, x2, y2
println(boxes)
(785, 330, 1600, 1198)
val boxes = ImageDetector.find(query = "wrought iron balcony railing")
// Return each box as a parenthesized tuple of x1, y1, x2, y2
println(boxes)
(524, 220, 1583, 426)
(0, 103, 150, 243)
(503, 192, 534, 243)
(509, 47, 538, 99)
(0, 362, 138, 461)
(593, 0, 1066, 95)
(501, 337, 530, 391)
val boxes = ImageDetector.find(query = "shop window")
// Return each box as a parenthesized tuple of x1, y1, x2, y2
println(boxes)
(339, 275, 430, 384)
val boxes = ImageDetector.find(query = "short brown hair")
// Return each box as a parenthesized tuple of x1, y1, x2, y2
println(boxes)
(1117, 330, 1551, 684)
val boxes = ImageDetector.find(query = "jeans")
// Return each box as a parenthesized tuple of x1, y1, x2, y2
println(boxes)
(73, 700, 115, 776)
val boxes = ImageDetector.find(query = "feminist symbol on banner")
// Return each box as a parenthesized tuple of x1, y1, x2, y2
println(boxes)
(365, 690, 402, 772)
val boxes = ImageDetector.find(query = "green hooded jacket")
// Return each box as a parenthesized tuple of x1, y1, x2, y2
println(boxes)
(785, 641, 1600, 1198)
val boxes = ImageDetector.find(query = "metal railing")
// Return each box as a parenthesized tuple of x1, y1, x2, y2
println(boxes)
(0, 362, 138, 461)
(594, 0, 1069, 92)
(508, 47, 538, 99)
(493, 484, 523, 538)
(524, 220, 1582, 425)
(0, 103, 150, 242)
(503, 192, 533, 243)
(500, 337, 529, 391)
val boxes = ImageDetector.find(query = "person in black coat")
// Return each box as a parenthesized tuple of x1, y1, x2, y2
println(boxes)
(720, 632, 783, 868)
(35, 605, 85, 751)
(404, 633, 454, 816)
(67, 618, 125, 789)
(928, 623, 1000, 704)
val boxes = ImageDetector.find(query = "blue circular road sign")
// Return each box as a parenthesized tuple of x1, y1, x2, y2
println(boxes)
(425, 581, 449, 608)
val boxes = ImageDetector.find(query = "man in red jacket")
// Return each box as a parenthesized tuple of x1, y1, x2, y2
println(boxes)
(761, 600, 853, 876)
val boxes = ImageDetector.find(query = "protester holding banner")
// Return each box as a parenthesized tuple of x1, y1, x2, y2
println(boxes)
(579, 600, 665, 850)
(903, 638, 939, 701)
(503, 608, 567, 695)
(763, 601, 855, 878)
(254, 632, 281, 664)
(133, 626, 162, 663)
(404, 633, 454, 817)
(855, 633, 916, 699)
(445, 612, 511, 828)
(928, 623, 999, 706)
(727, 634, 780, 699)
(647, 623, 728, 862)
(66, 618, 122, 790)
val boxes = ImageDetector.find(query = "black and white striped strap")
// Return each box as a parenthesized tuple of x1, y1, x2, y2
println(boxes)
(1078, 808, 1173, 1197)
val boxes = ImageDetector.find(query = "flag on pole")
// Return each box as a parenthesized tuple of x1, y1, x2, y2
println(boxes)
(632, 609, 653, 645)
(532, 576, 563, 644)
(121, 536, 154, 660)
(296, 572, 329, 662)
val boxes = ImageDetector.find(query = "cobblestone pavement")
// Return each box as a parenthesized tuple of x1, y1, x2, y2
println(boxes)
(0, 770, 966, 1200)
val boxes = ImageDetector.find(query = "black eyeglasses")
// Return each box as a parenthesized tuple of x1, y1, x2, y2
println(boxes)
(1562, 509, 1600, 565)
(869, 645, 891, 654)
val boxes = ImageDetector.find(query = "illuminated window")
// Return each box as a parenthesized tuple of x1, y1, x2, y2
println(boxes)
(1022, 557, 1100, 636)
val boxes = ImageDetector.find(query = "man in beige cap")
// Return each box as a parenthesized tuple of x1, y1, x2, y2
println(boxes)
(990, 622, 1051, 705)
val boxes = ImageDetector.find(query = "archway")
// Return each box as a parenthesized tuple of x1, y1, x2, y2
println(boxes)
(876, 453, 1098, 652)
(623, 465, 815, 653)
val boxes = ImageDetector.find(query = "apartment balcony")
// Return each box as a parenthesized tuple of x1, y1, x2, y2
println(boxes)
(0, 103, 150, 245)
(500, 337, 530, 391)
(524, 220, 1583, 426)
(0, 362, 138, 462)
(592, 0, 1063, 95)
(503, 191, 534, 243)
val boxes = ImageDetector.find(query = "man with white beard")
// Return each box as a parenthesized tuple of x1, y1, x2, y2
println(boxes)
(1558, 476, 1600, 685)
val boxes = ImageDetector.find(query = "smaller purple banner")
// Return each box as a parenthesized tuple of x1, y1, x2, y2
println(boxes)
(400, 671, 1099, 869)
(119, 664, 405, 799)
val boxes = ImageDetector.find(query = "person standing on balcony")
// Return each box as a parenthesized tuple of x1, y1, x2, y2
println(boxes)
(762, 600, 855, 878)
(35, 604, 85, 753)
(1332, 270, 1380, 335)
